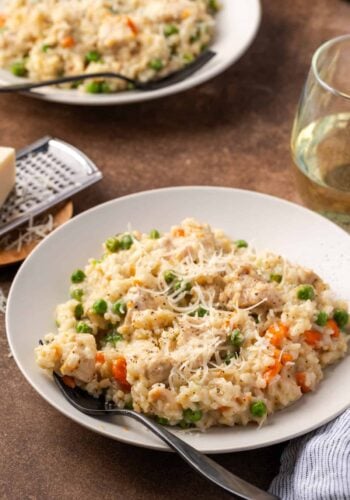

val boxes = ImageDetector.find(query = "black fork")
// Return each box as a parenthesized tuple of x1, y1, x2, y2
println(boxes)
(0, 50, 216, 93)
(53, 372, 278, 500)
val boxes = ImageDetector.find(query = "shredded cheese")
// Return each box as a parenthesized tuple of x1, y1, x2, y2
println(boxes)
(0, 213, 54, 252)
(0, 287, 7, 314)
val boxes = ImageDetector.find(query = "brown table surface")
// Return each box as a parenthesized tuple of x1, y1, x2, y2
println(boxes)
(1, 1, 349, 498)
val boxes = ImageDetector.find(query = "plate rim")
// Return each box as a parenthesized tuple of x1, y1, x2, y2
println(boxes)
(0, 0, 262, 106)
(6, 185, 350, 453)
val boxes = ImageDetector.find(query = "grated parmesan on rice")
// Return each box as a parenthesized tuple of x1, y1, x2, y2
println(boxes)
(35, 219, 349, 429)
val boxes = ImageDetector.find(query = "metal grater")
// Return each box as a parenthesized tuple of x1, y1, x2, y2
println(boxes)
(0, 136, 102, 237)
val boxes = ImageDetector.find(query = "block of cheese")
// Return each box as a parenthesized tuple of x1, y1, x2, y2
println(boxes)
(0, 147, 16, 209)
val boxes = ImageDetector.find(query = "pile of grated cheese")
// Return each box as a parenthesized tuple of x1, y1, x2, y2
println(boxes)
(0, 213, 54, 253)
(0, 286, 7, 314)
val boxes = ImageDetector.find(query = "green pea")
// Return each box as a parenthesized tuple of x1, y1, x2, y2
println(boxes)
(92, 259, 102, 265)
(112, 300, 127, 316)
(149, 58, 164, 71)
(70, 288, 84, 301)
(42, 44, 52, 52)
(183, 53, 194, 64)
(174, 280, 192, 293)
(149, 229, 160, 239)
(76, 322, 93, 334)
(250, 400, 267, 418)
(104, 331, 123, 345)
(11, 61, 27, 77)
(333, 309, 349, 329)
(85, 50, 101, 63)
(120, 234, 133, 250)
(183, 408, 203, 423)
(124, 400, 133, 410)
(92, 299, 108, 315)
(164, 270, 176, 284)
(208, 0, 220, 12)
(71, 269, 86, 284)
(164, 24, 179, 37)
(224, 352, 238, 365)
(297, 285, 315, 301)
(270, 274, 282, 284)
(229, 329, 244, 348)
(178, 419, 191, 429)
(155, 416, 169, 425)
(190, 30, 201, 43)
(235, 239, 248, 248)
(105, 237, 120, 252)
(100, 81, 110, 93)
(315, 311, 328, 327)
(70, 80, 81, 89)
(86, 81, 106, 94)
(74, 303, 84, 320)
(190, 306, 208, 317)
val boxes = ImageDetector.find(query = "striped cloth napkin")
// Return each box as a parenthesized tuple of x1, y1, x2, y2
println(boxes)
(269, 408, 350, 499)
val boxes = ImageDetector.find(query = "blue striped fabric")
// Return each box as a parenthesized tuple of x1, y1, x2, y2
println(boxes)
(269, 408, 350, 500)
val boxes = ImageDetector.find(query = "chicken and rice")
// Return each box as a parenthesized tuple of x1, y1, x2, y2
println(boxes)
(0, 0, 218, 93)
(35, 219, 349, 429)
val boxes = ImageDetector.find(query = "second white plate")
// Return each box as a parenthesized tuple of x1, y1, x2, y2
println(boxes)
(0, 0, 261, 105)
(6, 187, 350, 453)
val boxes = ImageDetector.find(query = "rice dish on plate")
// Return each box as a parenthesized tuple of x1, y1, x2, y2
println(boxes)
(35, 218, 349, 429)
(0, 0, 218, 93)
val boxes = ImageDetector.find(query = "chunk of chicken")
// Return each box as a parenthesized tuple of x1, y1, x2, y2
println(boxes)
(221, 275, 284, 310)
(35, 333, 97, 383)
(60, 334, 97, 382)
(146, 356, 173, 385)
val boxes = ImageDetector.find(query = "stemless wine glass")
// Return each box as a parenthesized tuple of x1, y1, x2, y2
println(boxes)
(291, 34, 350, 232)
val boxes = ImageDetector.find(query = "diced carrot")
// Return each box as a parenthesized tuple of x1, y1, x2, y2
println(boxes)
(0, 14, 6, 27)
(96, 352, 105, 363)
(295, 372, 310, 393)
(274, 349, 293, 364)
(62, 375, 76, 389)
(126, 17, 138, 35)
(266, 322, 289, 347)
(281, 353, 293, 364)
(264, 360, 282, 383)
(326, 319, 340, 338)
(61, 35, 75, 48)
(304, 330, 322, 346)
(218, 406, 230, 413)
(172, 228, 185, 237)
(112, 357, 131, 391)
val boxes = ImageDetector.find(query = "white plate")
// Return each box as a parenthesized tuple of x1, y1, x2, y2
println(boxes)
(0, 0, 261, 106)
(6, 187, 350, 453)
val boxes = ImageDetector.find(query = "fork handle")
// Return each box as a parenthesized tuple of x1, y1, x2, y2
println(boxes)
(121, 410, 278, 500)
(0, 72, 139, 92)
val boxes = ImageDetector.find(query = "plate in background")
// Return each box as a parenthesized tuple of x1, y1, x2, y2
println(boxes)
(0, 0, 261, 105)
(6, 186, 350, 453)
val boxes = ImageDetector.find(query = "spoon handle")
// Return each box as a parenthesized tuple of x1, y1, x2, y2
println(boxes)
(122, 410, 278, 500)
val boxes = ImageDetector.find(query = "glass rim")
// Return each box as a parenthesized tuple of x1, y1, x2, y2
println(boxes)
(312, 34, 350, 101)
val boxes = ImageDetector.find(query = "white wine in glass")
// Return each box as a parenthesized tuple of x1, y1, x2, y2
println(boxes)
(291, 36, 350, 231)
